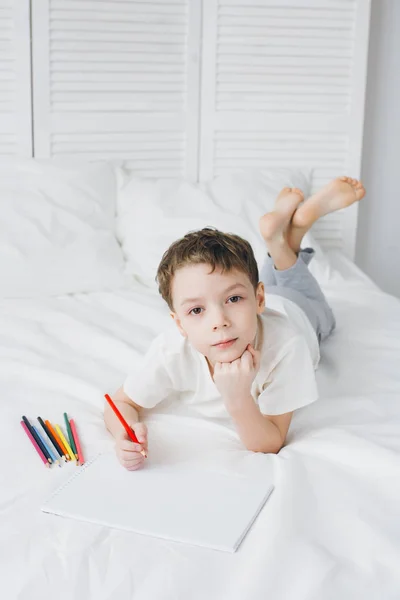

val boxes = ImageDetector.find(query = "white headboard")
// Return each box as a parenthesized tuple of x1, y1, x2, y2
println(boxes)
(2, 0, 371, 259)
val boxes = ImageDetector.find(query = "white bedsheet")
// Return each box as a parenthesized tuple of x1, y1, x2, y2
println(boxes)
(1, 252, 400, 600)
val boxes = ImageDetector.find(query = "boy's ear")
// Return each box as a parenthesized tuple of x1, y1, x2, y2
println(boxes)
(170, 311, 188, 338)
(256, 281, 265, 314)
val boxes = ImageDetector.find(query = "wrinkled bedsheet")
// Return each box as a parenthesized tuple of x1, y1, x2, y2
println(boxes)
(1, 252, 400, 600)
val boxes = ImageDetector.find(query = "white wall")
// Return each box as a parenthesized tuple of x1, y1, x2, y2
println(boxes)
(355, 0, 400, 298)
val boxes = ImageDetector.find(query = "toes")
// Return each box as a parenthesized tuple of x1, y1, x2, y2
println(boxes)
(291, 187, 304, 199)
(278, 186, 304, 199)
(357, 186, 366, 199)
(340, 176, 363, 189)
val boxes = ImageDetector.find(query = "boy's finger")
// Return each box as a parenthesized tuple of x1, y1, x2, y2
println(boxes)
(126, 461, 145, 471)
(121, 458, 144, 470)
(120, 452, 144, 465)
(241, 350, 253, 367)
(131, 423, 148, 444)
(133, 433, 148, 452)
(118, 440, 144, 452)
(247, 344, 260, 367)
(127, 433, 147, 449)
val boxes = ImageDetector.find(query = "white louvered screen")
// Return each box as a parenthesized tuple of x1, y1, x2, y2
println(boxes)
(199, 0, 371, 258)
(31, 0, 201, 180)
(0, 0, 32, 156)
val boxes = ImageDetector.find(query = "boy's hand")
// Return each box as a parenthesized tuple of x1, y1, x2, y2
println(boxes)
(213, 344, 260, 412)
(115, 422, 148, 471)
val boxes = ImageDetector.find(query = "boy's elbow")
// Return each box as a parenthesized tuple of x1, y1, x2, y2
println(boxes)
(246, 438, 283, 454)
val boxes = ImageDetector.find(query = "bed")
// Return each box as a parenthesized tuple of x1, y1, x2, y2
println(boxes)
(1, 159, 400, 599)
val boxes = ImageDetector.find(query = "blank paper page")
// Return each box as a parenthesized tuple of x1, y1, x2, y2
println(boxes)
(42, 451, 274, 552)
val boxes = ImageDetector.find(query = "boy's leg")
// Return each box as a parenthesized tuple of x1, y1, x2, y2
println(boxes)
(258, 186, 304, 271)
(258, 186, 304, 285)
(265, 250, 336, 343)
(258, 177, 366, 343)
(259, 253, 277, 286)
(287, 176, 366, 253)
(259, 191, 335, 343)
(259, 176, 365, 277)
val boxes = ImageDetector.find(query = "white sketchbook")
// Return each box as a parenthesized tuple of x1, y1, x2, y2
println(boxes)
(41, 451, 274, 553)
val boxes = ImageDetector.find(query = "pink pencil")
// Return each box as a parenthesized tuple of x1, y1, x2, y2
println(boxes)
(70, 419, 84, 465)
(21, 421, 49, 468)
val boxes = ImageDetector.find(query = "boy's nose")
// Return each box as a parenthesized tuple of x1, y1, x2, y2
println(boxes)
(211, 310, 230, 330)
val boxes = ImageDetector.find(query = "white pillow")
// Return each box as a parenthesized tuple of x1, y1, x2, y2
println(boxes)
(0, 158, 128, 298)
(116, 168, 330, 289)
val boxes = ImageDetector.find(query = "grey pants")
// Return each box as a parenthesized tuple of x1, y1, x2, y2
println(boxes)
(259, 248, 336, 344)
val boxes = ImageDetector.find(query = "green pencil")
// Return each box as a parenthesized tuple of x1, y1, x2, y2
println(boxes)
(64, 412, 78, 461)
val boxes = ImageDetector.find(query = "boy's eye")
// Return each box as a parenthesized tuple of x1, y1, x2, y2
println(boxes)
(189, 307, 203, 316)
(188, 296, 242, 316)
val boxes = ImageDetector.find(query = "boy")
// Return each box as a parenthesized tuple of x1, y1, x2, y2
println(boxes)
(104, 176, 365, 470)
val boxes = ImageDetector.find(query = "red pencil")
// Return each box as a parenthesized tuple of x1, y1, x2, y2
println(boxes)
(70, 419, 84, 466)
(104, 393, 147, 458)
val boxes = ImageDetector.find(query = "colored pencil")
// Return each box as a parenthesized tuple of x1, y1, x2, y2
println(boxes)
(45, 420, 70, 461)
(33, 425, 59, 467)
(70, 419, 84, 466)
(63, 412, 78, 461)
(38, 416, 65, 462)
(22, 415, 52, 464)
(55, 424, 76, 462)
(104, 393, 147, 458)
(21, 421, 49, 467)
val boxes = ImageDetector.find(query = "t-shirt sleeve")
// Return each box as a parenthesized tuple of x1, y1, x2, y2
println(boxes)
(257, 334, 318, 416)
(123, 334, 174, 409)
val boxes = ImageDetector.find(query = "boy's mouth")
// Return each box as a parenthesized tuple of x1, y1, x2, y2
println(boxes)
(213, 338, 237, 349)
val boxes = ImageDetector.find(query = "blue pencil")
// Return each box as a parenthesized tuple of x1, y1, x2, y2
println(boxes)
(37, 417, 65, 463)
(32, 425, 59, 467)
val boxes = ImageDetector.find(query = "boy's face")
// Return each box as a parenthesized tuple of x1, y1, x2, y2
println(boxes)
(170, 263, 265, 370)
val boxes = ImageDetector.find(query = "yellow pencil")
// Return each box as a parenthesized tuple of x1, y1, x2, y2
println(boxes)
(55, 424, 76, 462)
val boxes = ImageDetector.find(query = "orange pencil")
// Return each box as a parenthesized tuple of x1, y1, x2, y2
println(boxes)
(45, 420, 69, 461)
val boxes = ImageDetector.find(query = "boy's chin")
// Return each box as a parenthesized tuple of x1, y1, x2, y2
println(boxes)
(213, 346, 245, 363)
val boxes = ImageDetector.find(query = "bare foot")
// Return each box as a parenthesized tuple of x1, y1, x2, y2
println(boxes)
(292, 176, 366, 229)
(259, 187, 304, 244)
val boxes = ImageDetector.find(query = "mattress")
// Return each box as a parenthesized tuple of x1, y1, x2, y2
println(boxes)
(1, 251, 400, 600)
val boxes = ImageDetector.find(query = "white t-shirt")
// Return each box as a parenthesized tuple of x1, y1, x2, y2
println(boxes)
(123, 294, 320, 420)
(123, 295, 320, 420)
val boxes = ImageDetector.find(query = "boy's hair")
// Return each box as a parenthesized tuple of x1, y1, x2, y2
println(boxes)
(156, 227, 259, 311)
